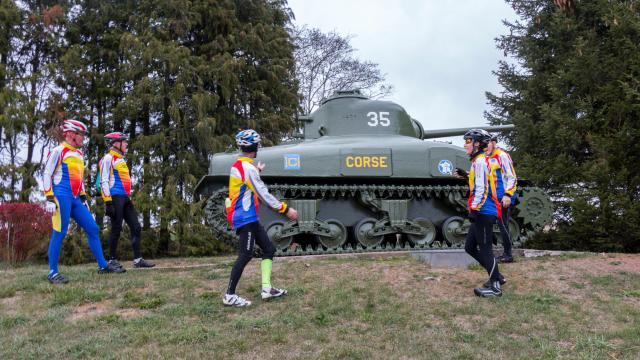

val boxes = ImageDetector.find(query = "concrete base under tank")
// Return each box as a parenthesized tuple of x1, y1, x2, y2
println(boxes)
(410, 248, 524, 268)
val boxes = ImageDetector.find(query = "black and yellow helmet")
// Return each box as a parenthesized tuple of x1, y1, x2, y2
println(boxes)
(463, 129, 491, 144)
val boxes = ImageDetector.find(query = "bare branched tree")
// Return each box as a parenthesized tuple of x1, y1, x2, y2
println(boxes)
(292, 25, 393, 115)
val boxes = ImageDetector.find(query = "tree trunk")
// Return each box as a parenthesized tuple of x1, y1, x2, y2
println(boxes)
(141, 102, 151, 230)
(158, 69, 172, 255)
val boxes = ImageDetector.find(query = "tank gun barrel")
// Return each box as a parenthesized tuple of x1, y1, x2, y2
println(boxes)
(421, 125, 514, 140)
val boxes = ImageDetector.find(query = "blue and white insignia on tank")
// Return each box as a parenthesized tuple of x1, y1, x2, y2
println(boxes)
(284, 154, 301, 170)
(438, 159, 453, 175)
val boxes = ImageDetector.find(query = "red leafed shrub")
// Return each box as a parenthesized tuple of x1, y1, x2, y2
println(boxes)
(0, 202, 51, 262)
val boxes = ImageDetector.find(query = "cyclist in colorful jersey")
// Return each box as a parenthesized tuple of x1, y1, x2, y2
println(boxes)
(462, 129, 504, 297)
(42, 119, 124, 284)
(99, 132, 155, 270)
(222, 129, 298, 307)
(487, 134, 518, 263)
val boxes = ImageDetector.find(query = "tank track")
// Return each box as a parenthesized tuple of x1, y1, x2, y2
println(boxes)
(205, 183, 550, 257)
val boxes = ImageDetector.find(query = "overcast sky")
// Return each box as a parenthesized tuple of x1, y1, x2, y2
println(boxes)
(287, 0, 518, 145)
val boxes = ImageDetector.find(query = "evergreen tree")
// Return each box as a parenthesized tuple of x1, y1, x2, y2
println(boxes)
(1, 0, 298, 258)
(486, 0, 640, 252)
(0, 0, 22, 200)
(118, 0, 299, 255)
(0, 1, 66, 202)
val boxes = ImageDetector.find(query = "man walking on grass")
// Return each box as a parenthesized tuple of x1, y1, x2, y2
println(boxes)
(222, 129, 298, 307)
(461, 129, 504, 297)
(486, 134, 518, 263)
(43, 119, 124, 284)
(98, 132, 155, 270)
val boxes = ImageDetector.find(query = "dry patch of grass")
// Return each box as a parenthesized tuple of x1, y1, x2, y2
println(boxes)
(67, 299, 113, 322)
(0, 292, 22, 315)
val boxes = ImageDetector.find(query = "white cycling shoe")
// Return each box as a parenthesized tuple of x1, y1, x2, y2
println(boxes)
(223, 294, 252, 307)
(261, 287, 288, 300)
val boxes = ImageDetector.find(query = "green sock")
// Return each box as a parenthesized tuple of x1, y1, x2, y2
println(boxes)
(261, 259, 272, 289)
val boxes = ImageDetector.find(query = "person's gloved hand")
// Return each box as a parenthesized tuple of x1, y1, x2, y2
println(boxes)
(468, 210, 478, 223)
(45, 196, 57, 213)
(80, 195, 90, 209)
(454, 167, 469, 180)
(105, 201, 115, 218)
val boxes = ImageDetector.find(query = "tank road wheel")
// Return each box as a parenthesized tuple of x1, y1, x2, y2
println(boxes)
(496, 217, 521, 244)
(407, 217, 437, 246)
(441, 216, 467, 246)
(354, 217, 384, 247)
(266, 221, 293, 250)
(317, 219, 347, 249)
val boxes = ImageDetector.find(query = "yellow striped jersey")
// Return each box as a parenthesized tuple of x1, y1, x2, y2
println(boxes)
(468, 153, 501, 218)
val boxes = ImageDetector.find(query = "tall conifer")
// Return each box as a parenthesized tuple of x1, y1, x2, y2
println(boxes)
(487, 0, 640, 251)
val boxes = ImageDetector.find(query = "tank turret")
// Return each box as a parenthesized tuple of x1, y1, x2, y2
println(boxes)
(196, 90, 553, 256)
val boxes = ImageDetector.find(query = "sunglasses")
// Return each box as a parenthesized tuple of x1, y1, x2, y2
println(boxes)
(464, 138, 473, 144)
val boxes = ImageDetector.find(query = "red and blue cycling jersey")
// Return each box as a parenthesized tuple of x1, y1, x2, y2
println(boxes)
(99, 150, 132, 202)
(226, 157, 288, 229)
(43, 142, 86, 198)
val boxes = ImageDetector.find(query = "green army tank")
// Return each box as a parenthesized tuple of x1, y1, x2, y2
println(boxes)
(195, 90, 553, 256)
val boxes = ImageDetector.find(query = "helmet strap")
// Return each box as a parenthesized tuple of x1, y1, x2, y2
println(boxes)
(112, 142, 125, 155)
(64, 131, 84, 148)
(469, 143, 486, 160)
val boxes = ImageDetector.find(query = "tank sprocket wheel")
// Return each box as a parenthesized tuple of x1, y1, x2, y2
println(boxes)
(441, 216, 467, 246)
(266, 221, 293, 250)
(516, 188, 554, 230)
(354, 217, 384, 247)
(204, 194, 237, 248)
(407, 217, 437, 246)
(316, 219, 347, 249)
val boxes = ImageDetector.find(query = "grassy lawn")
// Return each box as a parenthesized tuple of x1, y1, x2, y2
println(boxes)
(1, 253, 639, 359)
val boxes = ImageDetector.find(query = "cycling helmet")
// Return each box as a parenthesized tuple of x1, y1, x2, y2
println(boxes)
(105, 132, 129, 144)
(61, 119, 88, 134)
(235, 129, 261, 147)
(463, 129, 491, 144)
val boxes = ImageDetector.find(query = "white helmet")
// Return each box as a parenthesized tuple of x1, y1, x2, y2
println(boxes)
(235, 129, 261, 147)
(61, 119, 88, 134)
